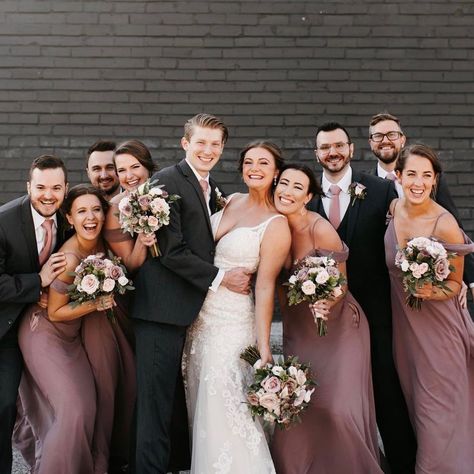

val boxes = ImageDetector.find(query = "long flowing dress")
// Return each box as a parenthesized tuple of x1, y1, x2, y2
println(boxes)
(17, 266, 135, 474)
(271, 246, 382, 474)
(182, 211, 283, 474)
(385, 215, 474, 474)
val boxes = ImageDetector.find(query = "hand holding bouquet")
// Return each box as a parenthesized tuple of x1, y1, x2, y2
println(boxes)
(68, 252, 134, 321)
(395, 236, 455, 310)
(240, 345, 316, 429)
(118, 179, 180, 257)
(285, 254, 346, 336)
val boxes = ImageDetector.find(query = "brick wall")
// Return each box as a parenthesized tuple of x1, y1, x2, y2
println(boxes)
(0, 0, 472, 233)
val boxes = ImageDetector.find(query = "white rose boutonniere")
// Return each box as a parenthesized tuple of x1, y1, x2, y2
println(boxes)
(214, 187, 228, 212)
(348, 182, 367, 206)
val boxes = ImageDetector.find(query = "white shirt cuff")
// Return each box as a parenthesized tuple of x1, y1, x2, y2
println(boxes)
(469, 282, 474, 289)
(209, 269, 225, 292)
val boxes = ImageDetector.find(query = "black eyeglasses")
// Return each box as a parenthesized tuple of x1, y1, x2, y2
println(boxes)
(370, 131, 404, 142)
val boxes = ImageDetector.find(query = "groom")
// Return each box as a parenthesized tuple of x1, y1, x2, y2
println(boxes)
(132, 113, 252, 474)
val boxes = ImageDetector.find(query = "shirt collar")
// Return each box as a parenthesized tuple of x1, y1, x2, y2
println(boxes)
(321, 166, 352, 194)
(377, 163, 392, 179)
(30, 205, 57, 231)
(185, 158, 209, 184)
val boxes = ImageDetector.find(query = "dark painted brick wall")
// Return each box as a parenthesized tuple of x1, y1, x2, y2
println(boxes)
(0, 0, 472, 233)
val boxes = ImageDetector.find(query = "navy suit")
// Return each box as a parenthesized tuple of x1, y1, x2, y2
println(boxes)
(132, 160, 220, 474)
(308, 171, 417, 474)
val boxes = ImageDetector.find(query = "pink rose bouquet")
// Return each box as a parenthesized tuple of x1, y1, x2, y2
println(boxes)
(118, 179, 180, 257)
(395, 236, 456, 310)
(67, 252, 134, 321)
(285, 254, 346, 336)
(240, 345, 316, 429)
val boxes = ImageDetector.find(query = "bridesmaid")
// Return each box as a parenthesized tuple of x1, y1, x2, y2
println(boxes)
(271, 164, 382, 474)
(385, 144, 474, 474)
(18, 185, 133, 473)
(103, 139, 158, 273)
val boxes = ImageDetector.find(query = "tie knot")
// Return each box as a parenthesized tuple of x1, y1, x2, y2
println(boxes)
(42, 219, 54, 231)
(199, 179, 209, 196)
(386, 172, 396, 181)
(329, 184, 341, 196)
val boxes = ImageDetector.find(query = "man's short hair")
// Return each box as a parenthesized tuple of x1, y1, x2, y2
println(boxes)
(183, 113, 229, 144)
(369, 112, 401, 128)
(86, 140, 116, 166)
(315, 121, 352, 144)
(29, 154, 68, 182)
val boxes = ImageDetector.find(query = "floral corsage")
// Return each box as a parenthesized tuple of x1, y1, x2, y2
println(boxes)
(348, 182, 367, 206)
(214, 186, 227, 212)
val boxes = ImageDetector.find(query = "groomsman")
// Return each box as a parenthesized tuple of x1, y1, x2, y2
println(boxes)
(368, 112, 474, 304)
(86, 139, 120, 200)
(308, 122, 417, 474)
(132, 114, 252, 474)
(0, 155, 68, 473)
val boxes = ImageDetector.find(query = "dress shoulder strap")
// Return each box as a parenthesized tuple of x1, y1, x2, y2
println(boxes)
(309, 215, 325, 245)
(255, 214, 286, 242)
(431, 211, 450, 236)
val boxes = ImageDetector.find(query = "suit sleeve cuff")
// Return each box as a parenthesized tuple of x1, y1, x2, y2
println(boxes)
(209, 269, 225, 292)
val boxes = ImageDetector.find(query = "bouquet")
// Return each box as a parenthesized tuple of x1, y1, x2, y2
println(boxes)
(68, 252, 134, 321)
(118, 179, 180, 257)
(395, 236, 455, 310)
(240, 345, 316, 429)
(285, 254, 346, 336)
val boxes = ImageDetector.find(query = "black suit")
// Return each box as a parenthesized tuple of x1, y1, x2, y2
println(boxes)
(371, 167, 474, 291)
(308, 171, 417, 474)
(131, 160, 220, 473)
(0, 195, 65, 474)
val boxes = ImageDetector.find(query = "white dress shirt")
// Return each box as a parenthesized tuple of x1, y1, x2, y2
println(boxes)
(321, 167, 352, 224)
(377, 164, 404, 198)
(31, 205, 58, 256)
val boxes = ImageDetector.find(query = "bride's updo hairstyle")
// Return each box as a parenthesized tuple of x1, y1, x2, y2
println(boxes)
(113, 139, 157, 178)
(62, 184, 109, 217)
(278, 163, 323, 198)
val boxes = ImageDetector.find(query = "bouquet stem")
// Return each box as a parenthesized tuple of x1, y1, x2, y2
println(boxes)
(309, 306, 328, 337)
(106, 308, 116, 323)
(150, 242, 161, 258)
(406, 294, 422, 311)
(240, 345, 262, 367)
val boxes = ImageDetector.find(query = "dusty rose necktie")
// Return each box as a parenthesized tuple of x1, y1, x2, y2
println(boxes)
(328, 185, 342, 229)
(39, 219, 54, 265)
(386, 172, 396, 181)
(199, 179, 209, 198)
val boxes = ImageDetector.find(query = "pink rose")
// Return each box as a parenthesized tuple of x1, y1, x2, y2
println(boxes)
(102, 278, 115, 292)
(108, 265, 123, 280)
(118, 198, 132, 217)
(147, 216, 159, 228)
(80, 274, 99, 295)
(259, 393, 280, 413)
(151, 198, 170, 214)
(138, 195, 151, 210)
(247, 392, 260, 406)
(434, 258, 450, 281)
(301, 280, 316, 295)
(261, 376, 281, 393)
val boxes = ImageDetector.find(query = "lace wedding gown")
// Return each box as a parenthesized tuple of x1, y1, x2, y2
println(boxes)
(182, 208, 282, 474)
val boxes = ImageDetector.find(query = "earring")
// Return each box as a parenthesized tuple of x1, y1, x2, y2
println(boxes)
(273, 176, 277, 186)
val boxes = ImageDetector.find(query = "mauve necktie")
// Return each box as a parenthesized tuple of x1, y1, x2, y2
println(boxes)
(39, 219, 54, 265)
(328, 184, 342, 229)
(386, 172, 397, 181)
(199, 179, 209, 198)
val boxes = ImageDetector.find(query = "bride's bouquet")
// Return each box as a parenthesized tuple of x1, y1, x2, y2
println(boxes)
(395, 236, 455, 310)
(285, 254, 346, 336)
(118, 179, 180, 257)
(240, 345, 316, 429)
(68, 252, 134, 321)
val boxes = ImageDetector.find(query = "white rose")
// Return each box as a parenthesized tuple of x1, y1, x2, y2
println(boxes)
(333, 285, 343, 298)
(301, 280, 316, 295)
(315, 270, 330, 284)
(401, 260, 409, 272)
(418, 262, 429, 275)
(272, 365, 285, 377)
(79, 274, 99, 295)
(102, 278, 116, 292)
(118, 276, 129, 286)
(304, 388, 315, 403)
(295, 369, 307, 386)
(288, 275, 297, 284)
(149, 187, 163, 196)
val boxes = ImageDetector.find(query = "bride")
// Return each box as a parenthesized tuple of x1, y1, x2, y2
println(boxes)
(183, 140, 291, 473)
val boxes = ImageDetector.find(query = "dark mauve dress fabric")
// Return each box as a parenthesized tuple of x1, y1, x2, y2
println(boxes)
(385, 217, 474, 474)
(271, 247, 382, 474)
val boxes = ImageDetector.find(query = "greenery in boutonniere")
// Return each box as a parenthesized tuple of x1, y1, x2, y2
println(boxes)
(348, 182, 367, 206)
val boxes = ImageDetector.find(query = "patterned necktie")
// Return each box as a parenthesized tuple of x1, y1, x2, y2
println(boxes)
(199, 179, 209, 199)
(39, 219, 54, 265)
(328, 185, 342, 229)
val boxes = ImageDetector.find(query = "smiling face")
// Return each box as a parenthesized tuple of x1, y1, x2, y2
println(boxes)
(181, 126, 225, 178)
(274, 168, 312, 216)
(114, 153, 150, 191)
(241, 146, 278, 192)
(66, 194, 105, 241)
(369, 119, 406, 165)
(315, 128, 354, 180)
(86, 150, 119, 196)
(27, 167, 68, 218)
(398, 154, 438, 204)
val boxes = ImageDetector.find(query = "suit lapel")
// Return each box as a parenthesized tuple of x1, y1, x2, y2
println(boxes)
(344, 171, 363, 246)
(20, 196, 41, 270)
(177, 160, 213, 236)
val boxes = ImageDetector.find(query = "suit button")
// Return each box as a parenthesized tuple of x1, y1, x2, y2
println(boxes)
(7, 319, 13, 325)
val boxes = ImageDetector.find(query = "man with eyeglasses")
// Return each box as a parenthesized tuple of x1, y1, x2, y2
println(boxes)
(308, 121, 417, 474)
(368, 112, 474, 308)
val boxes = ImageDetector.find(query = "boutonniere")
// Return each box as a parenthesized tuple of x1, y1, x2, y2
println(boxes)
(214, 187, 227, 212)
(348, 182, 367, 206)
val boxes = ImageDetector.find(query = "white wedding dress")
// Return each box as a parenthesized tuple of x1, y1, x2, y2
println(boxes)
(182, 207, 282, 474)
